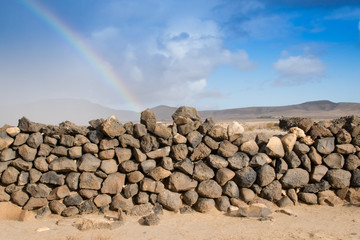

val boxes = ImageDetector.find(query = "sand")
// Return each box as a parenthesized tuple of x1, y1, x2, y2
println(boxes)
(0, 202, 359, 240)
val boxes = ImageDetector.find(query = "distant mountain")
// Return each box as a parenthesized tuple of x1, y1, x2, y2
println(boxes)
(0, 99, 139, 126)
(150, 105, 178, 122)
(1, 99, 360, 127)
(151, 100, 360, 122)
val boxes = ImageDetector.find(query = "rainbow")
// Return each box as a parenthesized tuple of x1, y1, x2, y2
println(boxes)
(19, 0, 142, 113)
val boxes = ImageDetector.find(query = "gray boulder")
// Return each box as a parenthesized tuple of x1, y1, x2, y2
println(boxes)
(216, 168, 235, 186)
(256, 165, 275, 187)
(193, 161, 214, 181)
(228, 152, 249, 170)
(326, 169, 351, 189)
(316, 137, 335, 154)
(78, 154, 101, 172)
(323, 153, 344, 169)
(249, 153, 272, 168)
(168, 172, 198, 192)
(194, 198, 215, 213)
(197, 180, 222, 198)
(280, 168, 309, 188)
(158, 190, 182, 211)
(208, 154, 228, 169)
(40, 171, 65, 185)
(218, 140, 238, 158)
(49, 157, 77, 172)
(215, 196, 230, 212)
(182, 190, 198, 206)
(102, 116, 126, 138)
(223, 180, 240, 198)
(260, 180, 282, 201)
(284, 151, 301, 169)
(234, 167, 257, 188)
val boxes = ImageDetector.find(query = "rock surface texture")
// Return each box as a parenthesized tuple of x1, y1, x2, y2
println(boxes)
(0, 109, 359, 217)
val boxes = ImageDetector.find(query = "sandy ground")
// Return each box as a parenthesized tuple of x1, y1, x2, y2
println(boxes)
(0, 203, 359, 240)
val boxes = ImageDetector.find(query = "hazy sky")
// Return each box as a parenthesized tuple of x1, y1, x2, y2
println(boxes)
(1, 0, 360, 112)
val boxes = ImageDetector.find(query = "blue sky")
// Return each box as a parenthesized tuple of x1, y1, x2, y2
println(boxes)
(0, 0, 359, 112)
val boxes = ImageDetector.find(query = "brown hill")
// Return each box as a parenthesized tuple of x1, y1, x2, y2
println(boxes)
(152, 100, 360, 122)
(1, 99, 359, 126)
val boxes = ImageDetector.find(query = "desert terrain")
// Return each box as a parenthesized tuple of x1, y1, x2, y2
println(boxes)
(0, 201, 359, 240)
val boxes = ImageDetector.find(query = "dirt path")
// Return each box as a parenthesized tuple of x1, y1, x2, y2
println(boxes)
(0, 203, 359, 240)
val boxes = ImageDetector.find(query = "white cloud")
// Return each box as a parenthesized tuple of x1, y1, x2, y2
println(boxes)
(188, 79, 207, 92)
(89, 17, 255, 107)
(273, 54, 326, 86)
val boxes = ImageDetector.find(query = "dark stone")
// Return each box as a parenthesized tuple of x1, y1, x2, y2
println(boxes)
(222, 180, 239, 198)
(234, 167, 257, 188)
(326, 169, 351, 189)
(194, 198, 215, 213)
(215, 196, 230, 212)
(260, 180, 282, 202)
(193, 161, 214, 181)
(140, 213, 160, 226)
(197, 180, 222, 198)
(228, 152, 249, 170)
(40, 171, 65, 185)
(280, 168, 309, 188)
(284, 151, 301, 169)
(174, 158, 194, 176)
(63, 193, 83, 206)
(256, 165, 275, 187)
(303, 181, 331, 193)
(182, 190, 198, 206)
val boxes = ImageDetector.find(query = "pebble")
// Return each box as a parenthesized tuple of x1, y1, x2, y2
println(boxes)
(36, 227, 50, 232)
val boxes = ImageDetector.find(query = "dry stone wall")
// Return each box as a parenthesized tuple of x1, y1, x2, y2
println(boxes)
(0, 107, 360, 217)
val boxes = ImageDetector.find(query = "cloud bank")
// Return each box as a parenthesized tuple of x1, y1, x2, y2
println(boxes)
(273, 54, 326, 86)
(89, 14, 255, 107)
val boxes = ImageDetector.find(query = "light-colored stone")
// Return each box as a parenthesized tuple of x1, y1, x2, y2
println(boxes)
(0, 132, 14, 151)
(146, 146, 170, 159)
(18, 145, 37, 161)
(5, 127, 20, 137)
(149, 167, 171, 181)
(78, 153, 101, 172)
(240, 140, 259, 156)
(311, 165, 328, 182)
(217, 140, 238, 158)
(94, 194, 112, 208)
(308, 146, 322, 165)
(227, 121, 244, 142)
(289, 127, 306, 138)
(173, 133, 187, 144)
(281, 133, 297, 153)
(168, 172, 198, 192)
(323, 153, 344, 169)
(101, 173, 126, 194)
(336, 144, 356, 154)
(115, 147, 132, 163)
(265, 137, 285, 158)
(102, 115, 126, 138)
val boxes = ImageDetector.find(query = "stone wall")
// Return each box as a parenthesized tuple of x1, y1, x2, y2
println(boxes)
(0, 107, 359, 217)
